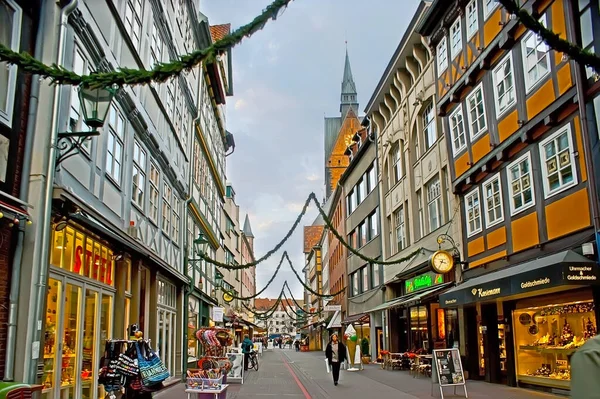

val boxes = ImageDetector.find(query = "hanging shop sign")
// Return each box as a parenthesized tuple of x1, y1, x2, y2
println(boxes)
(430, 250, 455, 274)
(223, 291, 234, 303)
(51, 226, 115, 286)
(405, 272, 444, 294)
(212, 307, 224, 322)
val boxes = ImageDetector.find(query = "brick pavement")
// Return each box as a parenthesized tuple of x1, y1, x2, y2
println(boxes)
(153, 348, 566, 399)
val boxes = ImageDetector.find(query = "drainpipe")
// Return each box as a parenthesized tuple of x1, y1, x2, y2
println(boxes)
(26, 0, 79, 383)
(4, 0, 47, 381)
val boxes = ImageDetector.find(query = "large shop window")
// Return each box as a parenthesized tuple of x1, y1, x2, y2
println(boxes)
(188, 297, 200, 363)
(513, 292, 597, 390)
(0, 0, 21, 127)
(410, 306, 429, 351)
(157, 279, 177, 375)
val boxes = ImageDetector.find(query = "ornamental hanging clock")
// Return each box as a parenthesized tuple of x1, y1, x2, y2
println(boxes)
(222, 291, 234, 303)
(430, 250, 455, 274)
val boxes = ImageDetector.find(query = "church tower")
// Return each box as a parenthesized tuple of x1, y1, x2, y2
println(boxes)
(340, 48, 359, 117)
(324, 47, 361, 199)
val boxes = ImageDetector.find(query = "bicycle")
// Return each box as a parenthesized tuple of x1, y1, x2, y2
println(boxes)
(248, 350, 259, 371)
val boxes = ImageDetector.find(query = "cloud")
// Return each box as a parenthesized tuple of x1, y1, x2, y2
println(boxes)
(266, 40, 280, 64)
(306, 173, 319, 181)
(234, 98, 247, 110)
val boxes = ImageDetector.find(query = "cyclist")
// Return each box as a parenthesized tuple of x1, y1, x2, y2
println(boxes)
(242, 334, 254, 371)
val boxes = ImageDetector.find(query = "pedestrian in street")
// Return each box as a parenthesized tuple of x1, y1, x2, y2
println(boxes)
(242, 334, 253, 371)
(325, 333, 346, 386)
(294, 339, 300, 352)
(571, 333, 600, 398)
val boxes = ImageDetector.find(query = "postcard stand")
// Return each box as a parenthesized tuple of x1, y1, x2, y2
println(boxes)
(431, 348, 468, 398)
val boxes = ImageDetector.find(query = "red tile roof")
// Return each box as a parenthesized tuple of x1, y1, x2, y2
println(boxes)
(304, 226, 324, 253)
(209, 24, 231, 42)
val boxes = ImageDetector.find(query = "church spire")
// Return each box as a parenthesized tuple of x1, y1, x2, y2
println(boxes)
(340, 44, 358, 116)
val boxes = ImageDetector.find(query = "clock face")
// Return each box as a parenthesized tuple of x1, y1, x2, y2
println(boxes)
(344, 134, 353, 148)
(431, 250, 454, 274)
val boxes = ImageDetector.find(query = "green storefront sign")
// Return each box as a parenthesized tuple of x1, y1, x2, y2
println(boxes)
(405, 272, 444, 293)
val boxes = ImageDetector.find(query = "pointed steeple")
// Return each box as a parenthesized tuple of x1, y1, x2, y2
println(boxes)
(242, 214, 254, 238)
(340, 44, 359, 116)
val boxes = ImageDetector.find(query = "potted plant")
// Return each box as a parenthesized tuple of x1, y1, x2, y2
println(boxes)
(360, 337, 371, 364)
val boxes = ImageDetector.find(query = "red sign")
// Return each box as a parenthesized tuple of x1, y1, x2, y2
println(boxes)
(74, 245, 113, 285)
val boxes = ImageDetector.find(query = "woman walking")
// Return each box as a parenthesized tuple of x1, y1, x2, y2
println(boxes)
(325, 333, 346, 386)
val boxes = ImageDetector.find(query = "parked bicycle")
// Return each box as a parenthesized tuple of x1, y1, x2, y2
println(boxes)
(248, 349, 259, 371)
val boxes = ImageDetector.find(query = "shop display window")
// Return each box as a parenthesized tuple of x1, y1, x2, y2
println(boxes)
(410, 306, 429, 351)
(50, 228, 115, 287)
(445, 309, 460, 349)
(513, 298, 596, 390)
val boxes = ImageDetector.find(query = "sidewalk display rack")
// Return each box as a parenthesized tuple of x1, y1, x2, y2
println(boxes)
(431, 348, 468, 398)
(97, 324, 171, 399)
(186, 327, 236, 398)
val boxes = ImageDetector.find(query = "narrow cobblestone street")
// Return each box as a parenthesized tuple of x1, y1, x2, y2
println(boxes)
(157, 349, 565, 399)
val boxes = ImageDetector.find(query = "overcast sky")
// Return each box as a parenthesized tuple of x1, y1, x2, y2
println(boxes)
(202, 0, 421, 298)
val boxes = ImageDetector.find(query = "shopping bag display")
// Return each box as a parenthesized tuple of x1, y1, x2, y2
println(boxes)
(324, 358, 331, 373)
(135, 341, 170, 386)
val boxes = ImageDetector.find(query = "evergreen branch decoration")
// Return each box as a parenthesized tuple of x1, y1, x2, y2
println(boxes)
(0, 0, 294, 88)
(497, 0, 600, 73)
(222, 252, 287, 300)
(284, 252, 346, 298)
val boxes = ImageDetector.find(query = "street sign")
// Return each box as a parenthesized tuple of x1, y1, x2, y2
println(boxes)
(324, 305, 341, 311)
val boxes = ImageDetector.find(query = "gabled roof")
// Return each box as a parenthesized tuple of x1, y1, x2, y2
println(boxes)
(242, 214, 254, 238)
(209, 24, 231, 42)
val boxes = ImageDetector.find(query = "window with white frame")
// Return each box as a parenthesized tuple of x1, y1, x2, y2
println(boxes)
(449, 105, 467, 154)
(394, 207, 406, 252)
(392, 144, 403, 184)
(483, 0, 499, 19)
(347, 190, 355, 214)
(437, 37, 448, 76)
(427, 177, 442, 232)
(157, 279, 177, 375)
(367, 163, 377, 193)
(507, 152, 535, 215)
(539, 125, 577, 197)
(162, 183, 172, 234)
(450, 18, 462, 58)
(467, 83, 487, 139)
(69, 47, 93, 153)
(417, 190, 424, 238)
(423, 102, 437, 150)
(522, 14, 550, 93)
(483, 174, 503, 227)
(132, 141, 146, 209)
(465, 189, 482, 237)
(493, 53, 516, 117)
(106, 106, 124, 184)
(368, 208, 379, 240)
(166, 80, 175, 119)
(149, 163, 160, 222)
(466, 0, 478, 39)
(172, 196, 180, 243)
(0, 0, 21, 127)
(357, 178, 366, 204)
(124, 0, 143, 50)
(150, 23, 162, 66)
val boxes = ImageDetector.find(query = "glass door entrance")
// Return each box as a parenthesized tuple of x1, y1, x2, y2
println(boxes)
(41, 274, 113, 399)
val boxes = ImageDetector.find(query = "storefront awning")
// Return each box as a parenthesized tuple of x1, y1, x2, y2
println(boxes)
(439, 250, 599, 308)
(326, 310, 342, 329)
(342, 313, 369, 325)
(366, 282, 454, 313)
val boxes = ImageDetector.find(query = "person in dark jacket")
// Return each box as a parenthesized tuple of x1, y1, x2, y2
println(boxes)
(242, 335, 253, 371)
(325, 333, 347, 386)
(571, 334, 600, 398)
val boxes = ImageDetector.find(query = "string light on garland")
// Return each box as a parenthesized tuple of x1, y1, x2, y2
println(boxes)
(0, 0, 294, 88)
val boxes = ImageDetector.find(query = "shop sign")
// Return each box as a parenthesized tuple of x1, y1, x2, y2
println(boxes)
(405, 272, 443, 294)
(212, 307, 224, 322)
(51, 226, 115, 286)
(564, 265, 599, 282)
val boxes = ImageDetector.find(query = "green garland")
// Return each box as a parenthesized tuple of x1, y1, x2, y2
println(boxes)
(497, 0, 600, 73)
(200, 192, 423, 270)
(0, 0, 293, 88)
(222, 252, 286, 301)
(199, 194, 313, 270)
(284, 252, 347, 298)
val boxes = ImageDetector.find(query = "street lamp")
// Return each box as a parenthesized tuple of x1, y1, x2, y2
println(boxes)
(215, 269, 224, 289)
(79, 86, 116, 129)
(56, 85, 117, 167)
(193, 233, 210, 256)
